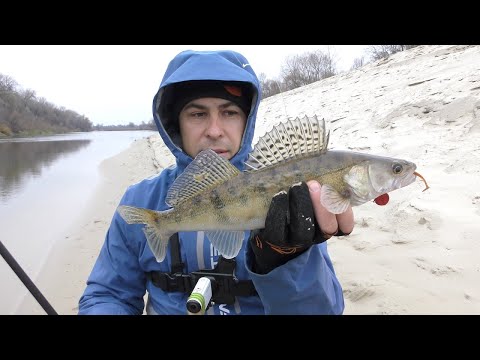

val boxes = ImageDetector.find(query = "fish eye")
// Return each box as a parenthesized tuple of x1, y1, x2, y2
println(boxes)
(392, 163, 403, 174)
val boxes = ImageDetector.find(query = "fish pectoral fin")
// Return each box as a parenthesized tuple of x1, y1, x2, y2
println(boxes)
(320, 184, 351, 214)
(205, 230, 245, 259)
(143, 225, 172, 263)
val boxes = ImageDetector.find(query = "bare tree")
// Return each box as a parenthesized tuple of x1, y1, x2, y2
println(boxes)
(367, 45, 420, 61)
(0, 73, 19, 93)
(21, 88, 37, 106)
(280, 49, 337, 91)
(351, 56, 365, 70)
(258, 72, 283, 99)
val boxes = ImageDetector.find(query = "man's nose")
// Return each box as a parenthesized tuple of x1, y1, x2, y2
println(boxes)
(205, 115, 223, 138)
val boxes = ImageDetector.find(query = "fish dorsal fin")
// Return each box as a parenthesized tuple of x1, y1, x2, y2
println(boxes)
(166, 149, 240, 207)
(245, 114, 330, 171)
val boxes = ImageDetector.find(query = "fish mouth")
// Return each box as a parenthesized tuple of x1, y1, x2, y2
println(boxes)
(383, 169, 416, 193)
(395, 162, 418, 189)
(396, 170, 429, 192)
(399, 171, 417, 188)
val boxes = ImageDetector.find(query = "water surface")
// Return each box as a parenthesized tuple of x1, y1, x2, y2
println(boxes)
(0, 130, 155, 314)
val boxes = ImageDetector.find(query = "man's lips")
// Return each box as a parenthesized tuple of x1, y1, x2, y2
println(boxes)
(211, 149, 228, 155)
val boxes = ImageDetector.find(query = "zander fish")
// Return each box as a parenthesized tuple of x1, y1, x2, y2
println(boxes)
(117, 115, 427, 262)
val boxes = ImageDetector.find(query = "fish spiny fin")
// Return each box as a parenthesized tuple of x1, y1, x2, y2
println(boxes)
(320, 184, 351, 214)
(205, 230, 245, 259)
(166, 149, 240, 207)
(117, 205, 173, 262)
(245, 114, 330, 171)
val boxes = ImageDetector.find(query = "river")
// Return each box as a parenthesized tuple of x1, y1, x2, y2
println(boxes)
(0, 130, 156, 314)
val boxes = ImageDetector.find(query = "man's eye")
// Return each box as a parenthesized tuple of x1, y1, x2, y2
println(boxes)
(224, 110, 238, 116)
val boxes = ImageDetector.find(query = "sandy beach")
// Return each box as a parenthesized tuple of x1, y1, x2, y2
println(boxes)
(16, 45, 480, 315)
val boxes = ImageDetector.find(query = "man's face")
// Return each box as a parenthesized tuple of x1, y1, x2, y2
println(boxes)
(179, 97, 247, 159)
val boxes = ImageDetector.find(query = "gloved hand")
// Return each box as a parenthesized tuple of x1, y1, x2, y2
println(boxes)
(249, 182, 344, 274)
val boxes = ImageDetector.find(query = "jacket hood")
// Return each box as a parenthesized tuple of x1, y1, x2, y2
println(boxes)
(152, 49, 261, 171)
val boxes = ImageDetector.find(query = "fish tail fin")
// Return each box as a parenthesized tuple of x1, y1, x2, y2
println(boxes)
(116, 205, 173, 262)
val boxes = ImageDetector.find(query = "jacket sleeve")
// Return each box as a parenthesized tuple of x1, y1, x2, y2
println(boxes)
(78, 213, 146, 315)
(245, 242, 344, 315)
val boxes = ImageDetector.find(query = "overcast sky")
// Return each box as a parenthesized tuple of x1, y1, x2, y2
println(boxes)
(0, 45, 370, 126)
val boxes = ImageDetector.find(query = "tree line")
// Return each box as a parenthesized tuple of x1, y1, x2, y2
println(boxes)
(0, 74, 156, 137)
(0, 74, 93, 136)
(259, 45, 419, 99)
(93, 121, 156, 131)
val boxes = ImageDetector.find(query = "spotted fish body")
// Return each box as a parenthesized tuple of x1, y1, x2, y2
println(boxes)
(117, 115, 418, 262)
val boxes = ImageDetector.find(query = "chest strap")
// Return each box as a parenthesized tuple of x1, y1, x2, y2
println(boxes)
(147, 233, 257, 305)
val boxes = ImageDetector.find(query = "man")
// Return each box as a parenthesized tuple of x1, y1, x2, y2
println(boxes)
(78, 49, 353, 315)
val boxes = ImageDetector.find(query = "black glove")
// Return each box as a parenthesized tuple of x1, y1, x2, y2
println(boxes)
(248, 182, 329, 274)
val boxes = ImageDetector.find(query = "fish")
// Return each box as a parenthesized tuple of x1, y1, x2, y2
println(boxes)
(117, 115, 427, 262)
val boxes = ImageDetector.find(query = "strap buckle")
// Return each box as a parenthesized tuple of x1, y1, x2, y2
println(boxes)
(148, 256, 257, 305)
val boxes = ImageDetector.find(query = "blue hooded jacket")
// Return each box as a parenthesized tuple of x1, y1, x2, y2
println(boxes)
(78, 49, 344, 315)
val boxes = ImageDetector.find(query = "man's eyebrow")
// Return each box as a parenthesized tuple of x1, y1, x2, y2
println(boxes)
(182, 103, 206, 111)
(183, 100, 239, 111)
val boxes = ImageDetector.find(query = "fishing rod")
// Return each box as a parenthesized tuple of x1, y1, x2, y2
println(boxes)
(0, 240, 58, 315)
